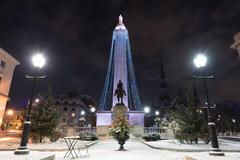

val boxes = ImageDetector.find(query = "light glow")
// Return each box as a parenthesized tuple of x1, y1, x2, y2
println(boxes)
(194, 54, 207, 68)
(32, 53, 46, 68)
(7, 110, 13, 116)
(90, 107, 96, 113)
(81, 110, 85, 115)
(144, 106, 150, 114)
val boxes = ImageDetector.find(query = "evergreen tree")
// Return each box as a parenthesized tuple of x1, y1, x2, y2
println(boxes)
(30, 87, 60, 143)
(173, 91, 208, 144)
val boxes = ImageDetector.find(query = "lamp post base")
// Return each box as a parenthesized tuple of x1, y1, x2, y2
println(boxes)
(209, 148, 224, 156)
(14, 146, 30, 155)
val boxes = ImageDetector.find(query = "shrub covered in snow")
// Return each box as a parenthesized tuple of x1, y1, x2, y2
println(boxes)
(142, 133, 161, 141)
(79, 131, 98, 141)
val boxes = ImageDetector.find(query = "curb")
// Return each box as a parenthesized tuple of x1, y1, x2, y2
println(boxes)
(0, 140, 98, 152)
(39, 154, 55, 160)
(140, 140, 240, 153)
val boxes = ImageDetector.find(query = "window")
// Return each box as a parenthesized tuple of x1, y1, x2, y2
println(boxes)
(1, 60, 6, 68)
(63, 107, 68, 112)
(71, 107, 75, 111)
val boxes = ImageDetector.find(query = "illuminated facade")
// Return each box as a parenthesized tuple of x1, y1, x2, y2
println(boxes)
(231, 32, 240, 57)
(55, 94, 96, 136)
(0, 48, 19, 125)
(2, 107, 24, 130)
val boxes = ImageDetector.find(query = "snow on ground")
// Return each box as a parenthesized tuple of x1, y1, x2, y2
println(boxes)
(0, 151, 54, 160)
(145, 139, 240, 151)
(0, 137, 92, 151)
(0, 138, 240, 160)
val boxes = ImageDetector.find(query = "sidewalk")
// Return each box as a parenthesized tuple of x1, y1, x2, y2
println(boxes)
(141, 139, 240, 152)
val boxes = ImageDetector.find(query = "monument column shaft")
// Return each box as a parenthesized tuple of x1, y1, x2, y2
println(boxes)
(112, 31, 128, 107)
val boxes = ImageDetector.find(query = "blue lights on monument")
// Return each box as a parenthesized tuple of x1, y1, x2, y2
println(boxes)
(99, 15, 142, 111)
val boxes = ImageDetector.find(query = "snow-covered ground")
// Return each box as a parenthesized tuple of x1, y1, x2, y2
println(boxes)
(0, 138, 93, 151)
(0, 138, 240, 160)
(144, 139, 240, 152)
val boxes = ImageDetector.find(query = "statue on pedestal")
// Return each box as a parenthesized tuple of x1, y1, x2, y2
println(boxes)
(114, 80, 126, 104)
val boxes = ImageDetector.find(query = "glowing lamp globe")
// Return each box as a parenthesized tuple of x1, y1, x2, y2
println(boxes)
(194, 54, 207, 68)
(144, 106, 150, 114)
(155, 110, 159, 116)
(81, 110, 85, 115)
(90, 107, 96, 113)
(32, 53, 46, 68)
(7, 110, 13, 116)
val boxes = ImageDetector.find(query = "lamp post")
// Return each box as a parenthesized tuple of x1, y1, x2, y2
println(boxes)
(193, 54, 224, 156)
(232, 119, 236, 136)
(90, 106, 96, 132)
(90, 106, 96, 127)
(144, 106, 151, 127)
(6, 110, 13, 132)
(15, 53, 46, 155)
(144, 106, 150, 114)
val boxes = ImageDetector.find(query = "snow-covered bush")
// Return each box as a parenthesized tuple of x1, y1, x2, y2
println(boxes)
(142, 133, 161, 141)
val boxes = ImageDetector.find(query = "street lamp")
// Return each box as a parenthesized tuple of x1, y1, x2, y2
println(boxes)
(144, 106, 150, 114)
(90, 107, 96, 128)
(35, 98, 40, 103)
(232, 119, 236, 136)
(81, 110, 85, 116)
(155, 110, 159, 116)
(15, 53, 46, 155)
(193, 54, 224, 156)
(6, 110, 13, 132)
(90, 107, 96, 113)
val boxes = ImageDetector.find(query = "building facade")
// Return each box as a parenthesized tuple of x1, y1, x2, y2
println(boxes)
(55, 94, 96, 136)
(231, 32, 240, 57)
(0, 48, 20, 125)
(2, 107, 24, 131)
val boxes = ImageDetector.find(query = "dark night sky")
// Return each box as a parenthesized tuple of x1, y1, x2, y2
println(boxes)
(0, 0, 240, 107)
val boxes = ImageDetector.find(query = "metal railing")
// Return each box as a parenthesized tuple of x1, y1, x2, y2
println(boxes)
(144, 127, 175, 139)
(74, 127, 96, 135)
(144, 127, 166, 134)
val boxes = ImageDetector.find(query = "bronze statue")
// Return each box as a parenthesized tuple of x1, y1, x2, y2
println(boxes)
(114, 80, 126, 104)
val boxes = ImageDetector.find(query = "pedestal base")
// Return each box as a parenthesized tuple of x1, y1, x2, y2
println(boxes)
(96, 112, 112, 136)
(96, 126, 110, 136)
(96, 111, 145, 137)
(209, 148, 225, 156)
(14, 146, 30, 155)
(128, 111, 144, 137)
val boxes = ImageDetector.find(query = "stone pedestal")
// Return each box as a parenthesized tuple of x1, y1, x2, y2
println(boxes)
(128, 111, 144, 137)
(96, 105, 144, 137)
(96, 111, 112, 136)
(113, 103, 128, 122)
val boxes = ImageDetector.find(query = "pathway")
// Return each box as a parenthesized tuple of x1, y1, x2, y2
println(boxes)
(0, 138, 239, 160)
(55, 138, 240, 160)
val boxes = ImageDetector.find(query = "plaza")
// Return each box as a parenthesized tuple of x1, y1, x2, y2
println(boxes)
(0, 1, 240, 160)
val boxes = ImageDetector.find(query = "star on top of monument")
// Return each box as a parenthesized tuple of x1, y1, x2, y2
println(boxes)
(115, 14, 126, 30)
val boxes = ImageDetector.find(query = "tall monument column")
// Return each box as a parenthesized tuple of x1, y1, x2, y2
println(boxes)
(112, 15, 128, 107)
(97, 15, 144, 136)
(99, 15, 142, 111)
